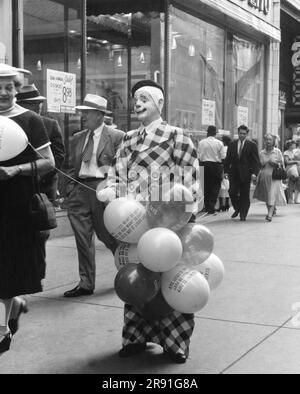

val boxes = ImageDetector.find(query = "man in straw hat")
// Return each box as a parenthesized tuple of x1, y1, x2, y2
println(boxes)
(98, 80, 200, 364)
(63, 94, 124, 298)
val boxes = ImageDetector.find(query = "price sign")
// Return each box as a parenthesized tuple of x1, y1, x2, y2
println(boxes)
(47, 69, 76, 113)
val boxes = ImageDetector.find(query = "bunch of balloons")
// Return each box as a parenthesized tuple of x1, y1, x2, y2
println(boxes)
(104, 184, 225, 321)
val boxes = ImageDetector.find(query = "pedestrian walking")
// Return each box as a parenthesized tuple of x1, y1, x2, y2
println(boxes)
(0, 64, 55, 352)
(198, 126, 226, 215)
(224, 125, 260, 221)
(98, 80, 200, 364)
(253, 134, 286, 221)
(217, 135, 232, 212)
(63, 94, 124, 298)
(284, 140, 299, 204)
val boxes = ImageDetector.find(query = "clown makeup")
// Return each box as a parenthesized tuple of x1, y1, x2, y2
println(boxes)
(134, 89, 164, 126)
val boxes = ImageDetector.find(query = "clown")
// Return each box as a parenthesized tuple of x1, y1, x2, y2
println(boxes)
(98, 80, 200, 364)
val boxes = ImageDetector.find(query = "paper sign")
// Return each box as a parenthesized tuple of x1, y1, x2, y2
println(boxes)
(47, 69, 76, 113)
(202, 100, 216, 126)
(237, 106, 249, 126)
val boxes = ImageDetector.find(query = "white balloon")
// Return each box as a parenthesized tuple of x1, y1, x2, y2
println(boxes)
(104, 198, 150, 243)
(114, 243, 139, 270)
(0, 116, 28, 161)
(161, 264, 210, 313)
(138, 228, 183, 273)
(97, 186, 116, 202)
(197, 253, 225, 291)
(178, 224, 214, 266)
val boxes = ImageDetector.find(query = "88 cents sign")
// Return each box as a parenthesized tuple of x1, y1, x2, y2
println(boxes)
(47, 69, 76, 113)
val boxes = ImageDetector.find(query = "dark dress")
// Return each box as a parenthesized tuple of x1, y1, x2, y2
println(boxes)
(0, 110, 49, 299)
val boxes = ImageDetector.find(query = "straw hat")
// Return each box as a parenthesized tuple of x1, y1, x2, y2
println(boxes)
(75, 94, 112, 114)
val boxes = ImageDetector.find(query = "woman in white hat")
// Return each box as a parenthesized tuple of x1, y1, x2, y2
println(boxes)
(0, 64, 55, 352)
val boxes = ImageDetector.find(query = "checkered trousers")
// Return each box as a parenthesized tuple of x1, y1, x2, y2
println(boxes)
(107, 122, 200, 200)
(122, 304, 195, 357)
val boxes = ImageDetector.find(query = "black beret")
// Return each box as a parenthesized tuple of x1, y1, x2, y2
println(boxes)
(132, 79, 164, 97)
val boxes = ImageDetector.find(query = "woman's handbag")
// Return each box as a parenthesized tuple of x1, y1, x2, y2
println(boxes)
(272, 164, 287, 181)
(29, 161, 57, 231)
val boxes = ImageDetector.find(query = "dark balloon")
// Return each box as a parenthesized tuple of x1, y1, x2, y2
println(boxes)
(114, 263, 161, 308)
(139, 291, 174, 322)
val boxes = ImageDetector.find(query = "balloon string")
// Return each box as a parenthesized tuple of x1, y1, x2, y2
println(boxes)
(28, 142, 97, 193)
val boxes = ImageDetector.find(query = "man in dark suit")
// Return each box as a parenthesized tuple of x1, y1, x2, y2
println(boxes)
(16, 84, 66, 279)
(224, 125, 260, 221)
(64, 94, 124, 297)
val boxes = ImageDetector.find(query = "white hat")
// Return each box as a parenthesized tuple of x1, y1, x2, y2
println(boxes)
(16, 84, 46, 102)
(0, 63, 19, 77)
(75, 94, 112, 114)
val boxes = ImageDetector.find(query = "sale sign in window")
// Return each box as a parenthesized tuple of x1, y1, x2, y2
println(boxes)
(47, 69, 76, 114)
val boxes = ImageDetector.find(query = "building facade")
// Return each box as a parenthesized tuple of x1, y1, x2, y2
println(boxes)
(280, 0, 300, 146)
(1, 0, 282, 161)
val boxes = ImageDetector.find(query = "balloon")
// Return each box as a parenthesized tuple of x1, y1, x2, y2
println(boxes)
(146, 183, 194, 232)
(177, 224, 214, 266)
(197, 253, 225, 291)
(104, 198, 150, 243)
(139, 291, 174, 322)
(114, 263, 161, 308)
(161, 264, 210, 313)
(0, 116, 28, 161)
(137, 228, 183, 273)
(114, 243, 139, 271)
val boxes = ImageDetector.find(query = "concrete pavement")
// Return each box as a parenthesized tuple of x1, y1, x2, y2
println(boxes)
(0, 202, 300, 374)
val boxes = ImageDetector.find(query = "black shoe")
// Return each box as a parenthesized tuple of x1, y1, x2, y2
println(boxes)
(63, 286, 94, 298)
(240, 217, 246, 222)
(118, 343, 146, 358)
(0, 332, 12, 353)
(8, 299, 28, 336)
(165, 350, 187, 364)
(231, 211, 240, 219)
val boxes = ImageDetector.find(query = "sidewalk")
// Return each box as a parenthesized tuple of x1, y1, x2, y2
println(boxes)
(0, 202, 300, 374)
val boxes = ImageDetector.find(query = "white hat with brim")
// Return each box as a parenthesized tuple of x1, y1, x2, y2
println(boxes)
(0, 63, 19, 77)
(75, 94, 112, 114)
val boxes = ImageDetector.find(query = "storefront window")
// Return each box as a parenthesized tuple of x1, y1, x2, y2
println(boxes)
(23, 0, 83, 161)
(86, 11, 165, 131)
(168, 7, 225, 136)
(168, 6, 265, 141)
(231, 35, 264, 140)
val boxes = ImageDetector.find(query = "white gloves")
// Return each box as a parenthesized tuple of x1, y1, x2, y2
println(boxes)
(96, 187, 116, 203)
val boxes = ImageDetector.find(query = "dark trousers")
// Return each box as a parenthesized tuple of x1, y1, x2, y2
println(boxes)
(203, 162, 223, 214)
(229, 175, 251, 219)
(68, 180, 118, 291)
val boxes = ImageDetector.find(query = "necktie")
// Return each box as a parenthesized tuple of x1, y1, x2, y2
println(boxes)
(238, 141, 243, 158)
(137, 128, 147, 145)
(82, 131, 94, 162)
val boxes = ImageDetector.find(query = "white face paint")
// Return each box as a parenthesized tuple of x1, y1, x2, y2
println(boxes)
(134, 89, 164, 126)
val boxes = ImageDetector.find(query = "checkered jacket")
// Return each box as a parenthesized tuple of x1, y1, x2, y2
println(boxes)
(106, 121, 200, 201)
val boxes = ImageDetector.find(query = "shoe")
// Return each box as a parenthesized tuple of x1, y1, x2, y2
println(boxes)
(118, 343, 146, 358)
(0, 332, 12, 353)
(240, 217, 246, 221)
(231, 210, 240, 219)
(63, 286, 94, 298)
(8, 299, 28, 336)
(265, 215, 272, 222)
(165, 350, 187, 364)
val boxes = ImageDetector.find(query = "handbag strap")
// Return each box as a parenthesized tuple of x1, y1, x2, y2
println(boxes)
(31, 161, 41, 194)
